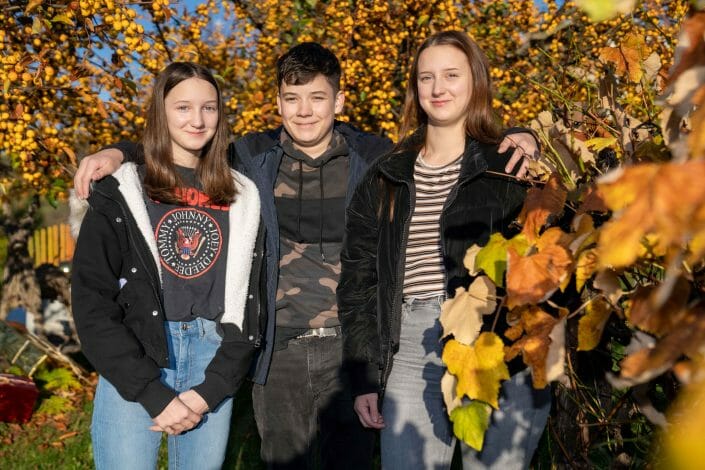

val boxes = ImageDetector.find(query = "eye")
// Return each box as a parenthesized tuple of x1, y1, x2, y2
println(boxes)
(284, 97, 297, 103)
(418, 75, 432, 82)
(204, 105, 218, 112)
(177, 105, 190, 112)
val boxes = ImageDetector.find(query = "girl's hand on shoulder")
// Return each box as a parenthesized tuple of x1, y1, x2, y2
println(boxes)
(149, 397, 202, 435)
(354, 393, 385, 429)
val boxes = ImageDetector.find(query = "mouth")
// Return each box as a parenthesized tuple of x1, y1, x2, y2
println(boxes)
(431, 100, 450, 106)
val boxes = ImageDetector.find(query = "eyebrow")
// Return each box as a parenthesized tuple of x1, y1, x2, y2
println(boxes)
(419, 67, 462, 73)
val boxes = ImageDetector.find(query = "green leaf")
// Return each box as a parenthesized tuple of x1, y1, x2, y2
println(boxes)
(51, 14, 75, 26)
(34, 367, 81, 392)
(36, 395, 73, 415)
(305, 0, 317, 7)
(417, 15, 429, 26)
(450, 401, 492, 451)
(475, 233, 529, 286)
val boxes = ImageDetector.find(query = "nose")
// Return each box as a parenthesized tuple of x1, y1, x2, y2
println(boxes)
(191, 110, 205, 128)
(432, 79, 445, 96)
(297, 99, 313, 116)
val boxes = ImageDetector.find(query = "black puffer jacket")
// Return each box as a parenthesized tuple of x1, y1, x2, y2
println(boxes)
(337, 138, 527, 398)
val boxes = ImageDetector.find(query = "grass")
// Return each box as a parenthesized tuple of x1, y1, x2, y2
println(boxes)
(0, 382, 263, 469)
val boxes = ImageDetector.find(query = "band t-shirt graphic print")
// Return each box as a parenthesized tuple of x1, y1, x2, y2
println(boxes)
(145, 166, 230, 322)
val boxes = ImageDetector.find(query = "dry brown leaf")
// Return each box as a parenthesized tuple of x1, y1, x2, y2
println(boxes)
(440, 279, 497, 344)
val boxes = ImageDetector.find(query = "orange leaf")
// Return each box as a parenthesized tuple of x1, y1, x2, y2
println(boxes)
(506, 231, 573, 308)
(505, 306, 564, 388)
(598, 33, 649, 83)
(626, 279, 690, 336)
(517, 173, 567, 242)
(597, 161, 705, 268)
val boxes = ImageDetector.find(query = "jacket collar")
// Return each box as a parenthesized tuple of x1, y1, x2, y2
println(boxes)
(378, 136, 489, 184)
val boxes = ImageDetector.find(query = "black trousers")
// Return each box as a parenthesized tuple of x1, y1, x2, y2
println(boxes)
(252, 334, 375, 470)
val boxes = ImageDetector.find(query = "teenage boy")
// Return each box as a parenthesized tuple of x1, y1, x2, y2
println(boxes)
(73, 43, 538, 469)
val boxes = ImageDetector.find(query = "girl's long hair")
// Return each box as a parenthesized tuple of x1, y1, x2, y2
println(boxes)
(142, 61, 236, 205)
(395, 30, 503, 153)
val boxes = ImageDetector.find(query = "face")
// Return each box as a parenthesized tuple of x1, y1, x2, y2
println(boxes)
(277, 73, 344, 158)
(416, 44, 473, 130)
(164, 77, 219, 167)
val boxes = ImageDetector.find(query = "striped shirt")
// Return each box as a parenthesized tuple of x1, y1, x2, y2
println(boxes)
(403, 153, 462, 298)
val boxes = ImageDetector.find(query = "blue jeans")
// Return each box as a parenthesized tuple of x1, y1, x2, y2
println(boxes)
(252, 333, 375, 469)
(91, 318, 233, 470)
(381, 297, 551, 470)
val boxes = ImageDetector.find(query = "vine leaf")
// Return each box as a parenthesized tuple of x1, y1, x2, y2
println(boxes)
(474, 233, 529, 287)
(597, 161, 705, 268)
(506, 228, 573, 308)
(449, 401, 492, 451)
(517, 173, 568, 242)
(440, 278, 496, 344)
(578, 297, 612, 351)
(443, 334, 509, 409)
(505, 306, 565, 388)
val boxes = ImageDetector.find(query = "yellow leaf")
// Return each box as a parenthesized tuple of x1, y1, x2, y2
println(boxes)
(475, 233, 529, 286)
(51, 14, 75, 26)
(575, 0, 636, 22)
(585, 136, 617, 153)
(443, 334, 509, 409)
(440, 278, 496, 344)
(449, 401, 492, 451)
(663, 379, 705, 470)
(26, 0, 43, 14)
(578, 298, 612, 351)
(575, 248, 598, 292)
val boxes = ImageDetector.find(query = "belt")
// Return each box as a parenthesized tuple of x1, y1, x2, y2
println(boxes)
(295, 326, 341, 339)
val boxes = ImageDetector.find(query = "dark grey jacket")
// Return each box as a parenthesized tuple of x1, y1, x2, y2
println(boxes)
(230, 121, 393, 384)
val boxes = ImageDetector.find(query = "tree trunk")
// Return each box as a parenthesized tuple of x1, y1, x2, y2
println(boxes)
(0, 196, 42, 333)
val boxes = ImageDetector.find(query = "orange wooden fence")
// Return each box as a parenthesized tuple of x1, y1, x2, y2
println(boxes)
(28, 223, 74, 267)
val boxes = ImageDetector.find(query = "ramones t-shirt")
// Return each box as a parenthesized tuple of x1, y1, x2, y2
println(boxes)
(144, 166, 229, 321)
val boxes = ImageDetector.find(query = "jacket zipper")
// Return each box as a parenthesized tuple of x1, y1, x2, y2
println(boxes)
(381, 178, 414, 397)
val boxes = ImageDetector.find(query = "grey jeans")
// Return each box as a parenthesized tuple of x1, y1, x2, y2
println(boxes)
(381, 296, 551, 470)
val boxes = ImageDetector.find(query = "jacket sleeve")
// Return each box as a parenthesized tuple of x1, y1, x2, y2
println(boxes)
(71, 201, 176, 418)
(338, 169, 383, 397)
(192, 326, 256, 411)
(103, 141, 145, 164)
(192, 221, 265, 410)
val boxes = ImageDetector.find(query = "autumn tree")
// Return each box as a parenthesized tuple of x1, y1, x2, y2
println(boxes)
(1, 0, 697, 465)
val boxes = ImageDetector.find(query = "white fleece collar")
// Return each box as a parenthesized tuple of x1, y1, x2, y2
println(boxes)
(114, 163, 260, 329)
